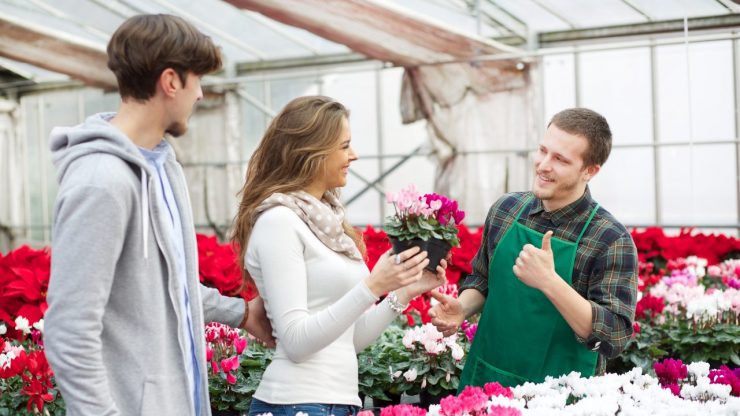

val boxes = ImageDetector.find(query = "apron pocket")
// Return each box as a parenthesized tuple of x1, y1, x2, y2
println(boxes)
(471, 357, 529, 388)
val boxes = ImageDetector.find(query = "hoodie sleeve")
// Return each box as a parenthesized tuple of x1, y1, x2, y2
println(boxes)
(200, 284, 245, 328)
(44, 184, 126, 416)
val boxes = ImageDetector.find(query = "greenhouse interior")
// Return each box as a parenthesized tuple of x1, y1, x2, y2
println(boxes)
(1, 0, 739, 415)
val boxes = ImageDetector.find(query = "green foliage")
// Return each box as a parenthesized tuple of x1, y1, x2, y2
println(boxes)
(358, 322, 469, 400)
(209, 342, 274, 412)
(358, 324, 408, 401)
(608, 319, 740, 374)
(384, 213, 460, 247)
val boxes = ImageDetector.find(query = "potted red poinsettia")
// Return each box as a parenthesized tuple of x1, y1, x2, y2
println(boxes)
(384, 185, 465, 271)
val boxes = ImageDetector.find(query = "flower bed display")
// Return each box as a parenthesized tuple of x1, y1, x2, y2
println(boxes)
(1, 227, 738, 414)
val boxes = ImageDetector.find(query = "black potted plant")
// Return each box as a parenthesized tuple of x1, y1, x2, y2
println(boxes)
(384, 185, 464, 271)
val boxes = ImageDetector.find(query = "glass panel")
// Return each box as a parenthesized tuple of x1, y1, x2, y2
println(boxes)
(659, 144, 738, 226)
(51, 0, 126, 34)
(537, 0, 647, 28)
(542, 53, 576, 122)
(589, 147, 656, 225)
(492, 0, 571, 32)
(579, 47, 653, 145)
(321, 71, 378, 156)
(628, 0, 729, 21)
(0, 2, 106, 44)
(343, 159, 381, 226)
(655, 41, 734, 143)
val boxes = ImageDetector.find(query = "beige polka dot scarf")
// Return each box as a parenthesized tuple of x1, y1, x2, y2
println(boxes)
(256, 190, 363, 261)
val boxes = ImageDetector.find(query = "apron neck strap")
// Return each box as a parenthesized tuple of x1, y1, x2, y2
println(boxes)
(514, 195, 533, 222)
(575, 203, 600, 244)
(517, 194, 600, 245)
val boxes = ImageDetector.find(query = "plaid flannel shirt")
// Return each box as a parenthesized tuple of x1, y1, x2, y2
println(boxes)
(459, 188, 638, 374)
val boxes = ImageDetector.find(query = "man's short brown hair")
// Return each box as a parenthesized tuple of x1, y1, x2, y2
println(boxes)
(548, 108, 612, 167)
(107, 14, 222, 100)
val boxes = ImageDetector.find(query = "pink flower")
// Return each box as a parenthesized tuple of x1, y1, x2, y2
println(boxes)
(234, 337, 248, 354)
(484, 382, 514, 398)
(380, 404, 426, 416)
(489, 406, 521, 416)
(457, 385, 488, 413)
(226, 371, 236, 385)
(220, 355, 240, 373)
(654, 358, 688, 386)
(663, 383, 681, 396)
(439, 396, 464, 416)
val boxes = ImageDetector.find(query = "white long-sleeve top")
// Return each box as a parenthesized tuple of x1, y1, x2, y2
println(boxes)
(246, 206, 400, 406)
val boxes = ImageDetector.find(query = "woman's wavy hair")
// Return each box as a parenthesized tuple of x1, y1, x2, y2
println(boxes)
(232, 96, 366, 286)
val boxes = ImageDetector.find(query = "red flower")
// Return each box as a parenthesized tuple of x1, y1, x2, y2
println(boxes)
(635, 294, 665, 321)
(21, 377, 55, 413)
(196, 234, 256, 301)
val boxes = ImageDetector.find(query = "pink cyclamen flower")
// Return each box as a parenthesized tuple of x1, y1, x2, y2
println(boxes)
(439, 396, 465, 416)
(484, 382, 514, 398)
(663, 383, 681, 397)
(489, 406, 522, 416)
(654, 358, 688, 385)
(457, 385, 488, 413)
(380, 404, 426, 416)
(235, 337, 248, 354)
(226, 371, 236, 385)
(220, 355, 240, 373)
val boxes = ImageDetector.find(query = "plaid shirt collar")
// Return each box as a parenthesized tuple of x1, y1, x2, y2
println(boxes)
(528, 186, 594, 227)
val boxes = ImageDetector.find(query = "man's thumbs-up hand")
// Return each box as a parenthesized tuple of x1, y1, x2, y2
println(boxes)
(513, 230, 557, 290)
(541, 230, 553, 252)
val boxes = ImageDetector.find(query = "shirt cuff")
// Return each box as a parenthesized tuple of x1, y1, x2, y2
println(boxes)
(574, 301, 603, 352)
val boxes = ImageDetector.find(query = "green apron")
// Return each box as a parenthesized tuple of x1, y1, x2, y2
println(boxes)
(459, 196, 600, 389)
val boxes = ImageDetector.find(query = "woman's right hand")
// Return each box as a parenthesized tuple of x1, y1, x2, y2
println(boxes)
(365, 247, 429, 298)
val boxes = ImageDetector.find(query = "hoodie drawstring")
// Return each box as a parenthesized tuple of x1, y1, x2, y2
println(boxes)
(141, 168, 149, 259)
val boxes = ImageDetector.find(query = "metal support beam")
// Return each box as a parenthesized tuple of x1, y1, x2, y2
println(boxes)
(225, 0, 518, 66)
(236, 52, 369, 74)
(345, 145, 424, 206)
(0, 14, 115, 89)
(540, 14, 740, 46)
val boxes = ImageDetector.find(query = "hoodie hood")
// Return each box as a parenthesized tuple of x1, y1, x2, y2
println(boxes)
(50, 112, 172, 259)
(50, 112, 157, 182)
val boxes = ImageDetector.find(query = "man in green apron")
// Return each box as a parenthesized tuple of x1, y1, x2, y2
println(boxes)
(430, 108, 637, 389)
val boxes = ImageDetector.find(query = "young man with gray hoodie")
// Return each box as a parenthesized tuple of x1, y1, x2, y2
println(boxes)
(44, 14, 274, 416)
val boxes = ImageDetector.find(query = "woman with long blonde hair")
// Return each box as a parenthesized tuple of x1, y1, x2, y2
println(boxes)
(233, 96, 447, 415)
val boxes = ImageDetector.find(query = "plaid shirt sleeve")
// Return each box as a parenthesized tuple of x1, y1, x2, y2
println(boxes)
(580, 232, 638, 360)
(458, 205, 495, 297)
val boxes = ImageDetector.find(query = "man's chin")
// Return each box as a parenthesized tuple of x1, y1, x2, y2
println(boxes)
(532, 188, 551, 200)
(165, 123, 188, 137)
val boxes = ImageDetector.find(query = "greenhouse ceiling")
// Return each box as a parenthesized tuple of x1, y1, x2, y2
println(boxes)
(1, 0, 740, 91)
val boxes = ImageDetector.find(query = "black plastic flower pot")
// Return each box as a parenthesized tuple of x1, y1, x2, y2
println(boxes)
(390, 237, 452, 272)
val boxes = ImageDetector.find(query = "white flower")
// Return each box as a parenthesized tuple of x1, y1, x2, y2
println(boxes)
(688, 362, 711, 379)
(427, 404, 441, 416)
(451, 345, 464, 361)
(14, 316, 31, 335)
(403, 367, 417, 382)
(0, 323, 6, 335)
(32, 319, 44, 333)
(402, 332, 414, 349)
(0, 352, 11, 370)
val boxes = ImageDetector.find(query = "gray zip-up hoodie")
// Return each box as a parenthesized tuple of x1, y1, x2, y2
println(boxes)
(44, 113, 245, 416)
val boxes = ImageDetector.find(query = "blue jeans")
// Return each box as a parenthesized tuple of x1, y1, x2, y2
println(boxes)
(249, 398, 360, 416)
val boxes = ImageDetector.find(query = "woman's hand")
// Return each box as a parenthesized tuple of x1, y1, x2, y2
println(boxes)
(365, 247, 429, 298)
(396, 259, 448, 303)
